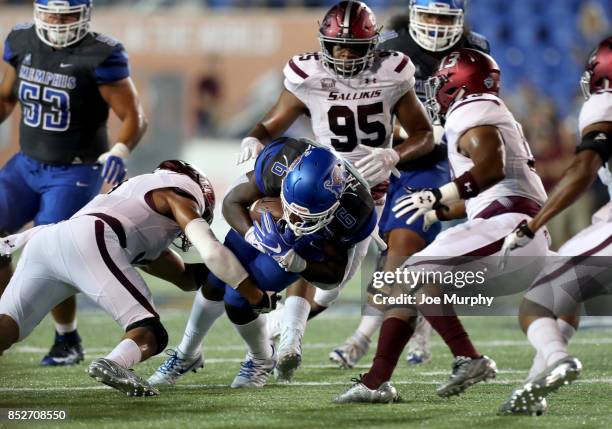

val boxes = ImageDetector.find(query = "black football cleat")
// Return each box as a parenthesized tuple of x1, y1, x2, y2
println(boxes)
(40, 331, 84, 366)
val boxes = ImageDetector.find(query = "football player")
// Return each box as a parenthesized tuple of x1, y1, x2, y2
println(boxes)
(149, 138, 377, 388)
(0, 0, 147, 366)
(329, 0, 492, 370)
(497, 36, 612, 416)
(236, 0, 437, 381)
(0, 161, 276, 396)
(335, 49, 549, 403)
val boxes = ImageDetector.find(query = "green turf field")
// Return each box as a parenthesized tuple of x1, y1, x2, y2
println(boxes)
(1, 274, 612, 429)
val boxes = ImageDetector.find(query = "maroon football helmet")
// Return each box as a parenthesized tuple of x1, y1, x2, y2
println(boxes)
(156, 160, 216, 224)
(425, 48, 501, 123)
(581, 36, 612, 99)
(318, 0, 380, 78)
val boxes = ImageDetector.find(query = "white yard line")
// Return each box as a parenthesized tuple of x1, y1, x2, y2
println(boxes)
(1, 378, 612, 393)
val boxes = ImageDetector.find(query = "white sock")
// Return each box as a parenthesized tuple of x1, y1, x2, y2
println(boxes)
(527, 350, 547, 381)
(234, 315, 272, 360)
(105, 339, 142, 369)
(527, 317, 569, 367)
(55, 320, 77, 334)
(557, 318, 576, 344)
(356, 307, 383, 341)
(177, 291, 225, 358)
(282, 296, 311, 335)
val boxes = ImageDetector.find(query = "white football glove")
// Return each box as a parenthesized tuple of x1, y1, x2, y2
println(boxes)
(422, 210, 440, 232)
(244, 226, 265, 253)
(393, 182, 460, 225)
(498, 220, 535, 270)
(355, 146, 400, 186)
(237, 137, 264, 165)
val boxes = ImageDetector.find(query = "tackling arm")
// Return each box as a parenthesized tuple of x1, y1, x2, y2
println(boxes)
(527, 121, 612, 233)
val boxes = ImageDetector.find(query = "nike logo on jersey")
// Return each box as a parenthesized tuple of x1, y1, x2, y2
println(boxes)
(260, 242, 282, 254)
(60, 63, 73, 68)
(328, 90, 382, 101)
(76, 181, 89, 187)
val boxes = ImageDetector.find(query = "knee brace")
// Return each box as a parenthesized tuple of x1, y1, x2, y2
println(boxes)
(0, 231, 12, 268)
(126, 317, 168, 355)
(224, 302, 257, 326)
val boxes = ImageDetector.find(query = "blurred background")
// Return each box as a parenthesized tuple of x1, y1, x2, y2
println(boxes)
(0, 0, 611, 250)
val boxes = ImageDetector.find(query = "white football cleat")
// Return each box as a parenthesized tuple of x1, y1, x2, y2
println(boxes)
(329, 332, 370, 369)
(275, 327, 303, 382)
(148, 349, 203, 386)
(436, 355, 498, 397)
(334, 378, 399, 404)
(406, 316, 432, 365)
(231, 349, 277, 388)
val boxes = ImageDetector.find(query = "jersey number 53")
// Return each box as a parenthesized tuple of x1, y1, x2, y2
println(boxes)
(19, 81, 70, 132)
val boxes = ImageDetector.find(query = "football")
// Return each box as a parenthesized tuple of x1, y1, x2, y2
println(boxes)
(249, 197, 283, 222)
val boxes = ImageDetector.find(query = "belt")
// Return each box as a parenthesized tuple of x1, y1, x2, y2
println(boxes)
(475, 196, 542, 220)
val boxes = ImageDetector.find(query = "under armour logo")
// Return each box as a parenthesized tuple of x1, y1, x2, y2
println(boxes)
(595, 133, 608, 142)
(4, 239, 14, 249)
(464, 182, 473, 193)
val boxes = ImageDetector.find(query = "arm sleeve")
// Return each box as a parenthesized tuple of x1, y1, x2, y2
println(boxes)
(185, 218, 249, 289)
(95, 43, 131, 84)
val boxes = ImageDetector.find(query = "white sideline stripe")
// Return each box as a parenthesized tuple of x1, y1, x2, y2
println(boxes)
(1, 378, 611, 393)
(14, 337, 612, 354)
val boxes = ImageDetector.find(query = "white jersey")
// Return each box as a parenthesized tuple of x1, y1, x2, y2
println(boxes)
(73, 170, 207, 264)
(444, 93, 547, 219)
(283, 51, 415, 165)
(578, 90, 612, 200)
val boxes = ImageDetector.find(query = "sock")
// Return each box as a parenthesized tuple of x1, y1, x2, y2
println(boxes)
(527, 350, 547, 381)
(527, 317, 569, 367)
(557, 318, 576, 344)
(356, 307, 383, 341)
(234, 315, 273, 360)
(55, 320, 77, 335)
(177, 291, 225, 358)
(420, 302, 480, 359)
(362, 318, 414, 390)
(282, 296, 311, 335)
(105, 338, 142, 369)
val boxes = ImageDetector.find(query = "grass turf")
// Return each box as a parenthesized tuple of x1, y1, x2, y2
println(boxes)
(1, 291, 611, 428)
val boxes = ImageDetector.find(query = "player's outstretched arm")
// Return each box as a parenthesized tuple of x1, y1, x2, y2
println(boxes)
(142, 248, 208, 292)
(528, 122, 612, 233)
(0, 65, 17, 123)
(393, 88, 435, 165)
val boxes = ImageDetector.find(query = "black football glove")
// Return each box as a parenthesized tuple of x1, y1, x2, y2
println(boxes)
(251, 291, 281, 314)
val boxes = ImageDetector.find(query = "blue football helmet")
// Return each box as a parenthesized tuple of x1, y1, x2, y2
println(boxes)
(34, 0, 92, 48)
(409, 0, 465, 52)
(281, 147, 347, 236)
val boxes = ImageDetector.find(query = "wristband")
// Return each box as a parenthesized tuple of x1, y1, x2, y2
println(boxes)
(453, 171, 480, 199)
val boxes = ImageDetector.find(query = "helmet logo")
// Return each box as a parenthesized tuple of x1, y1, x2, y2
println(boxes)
(484, 76, 495, 89)
(323, 163, 345, 198)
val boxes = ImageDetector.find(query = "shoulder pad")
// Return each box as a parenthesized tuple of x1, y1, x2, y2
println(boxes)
(94, 33, 121, 48)
(376, 51, 415, 79)
(283, 53, 321, 85)
(11, 22, 34, 32)
(465, 31, 490, 54)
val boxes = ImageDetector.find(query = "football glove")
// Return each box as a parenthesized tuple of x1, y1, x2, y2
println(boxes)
(251, 291, 281, 314)
(237, 137, 264, 165)
(355, 146, 401, 186)
(253, 212, 306, 273)
(422, 209, 440, 232)
(499, 220, 535, 271)
(97, 143, 129, 186)
(393, 183, 460, 225)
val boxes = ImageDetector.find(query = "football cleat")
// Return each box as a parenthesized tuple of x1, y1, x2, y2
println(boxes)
(436, 355, 498, 397)
(498, 388, 549, 416)
(498, 356, 581, 415)
(406, 316, 433, 365)
(40, 331, 84, 366)
(148, 349, 203, 386)
(275, 327, 303, 382)
(88, 358, 159, 397)
(329, 333, 370, 369)
(334, 377, 399, 404)
(231, 350, 276, 388)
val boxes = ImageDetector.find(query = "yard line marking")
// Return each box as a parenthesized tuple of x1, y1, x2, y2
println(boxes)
(13, 337, 612, 355)
(1, 378, 611, 393)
